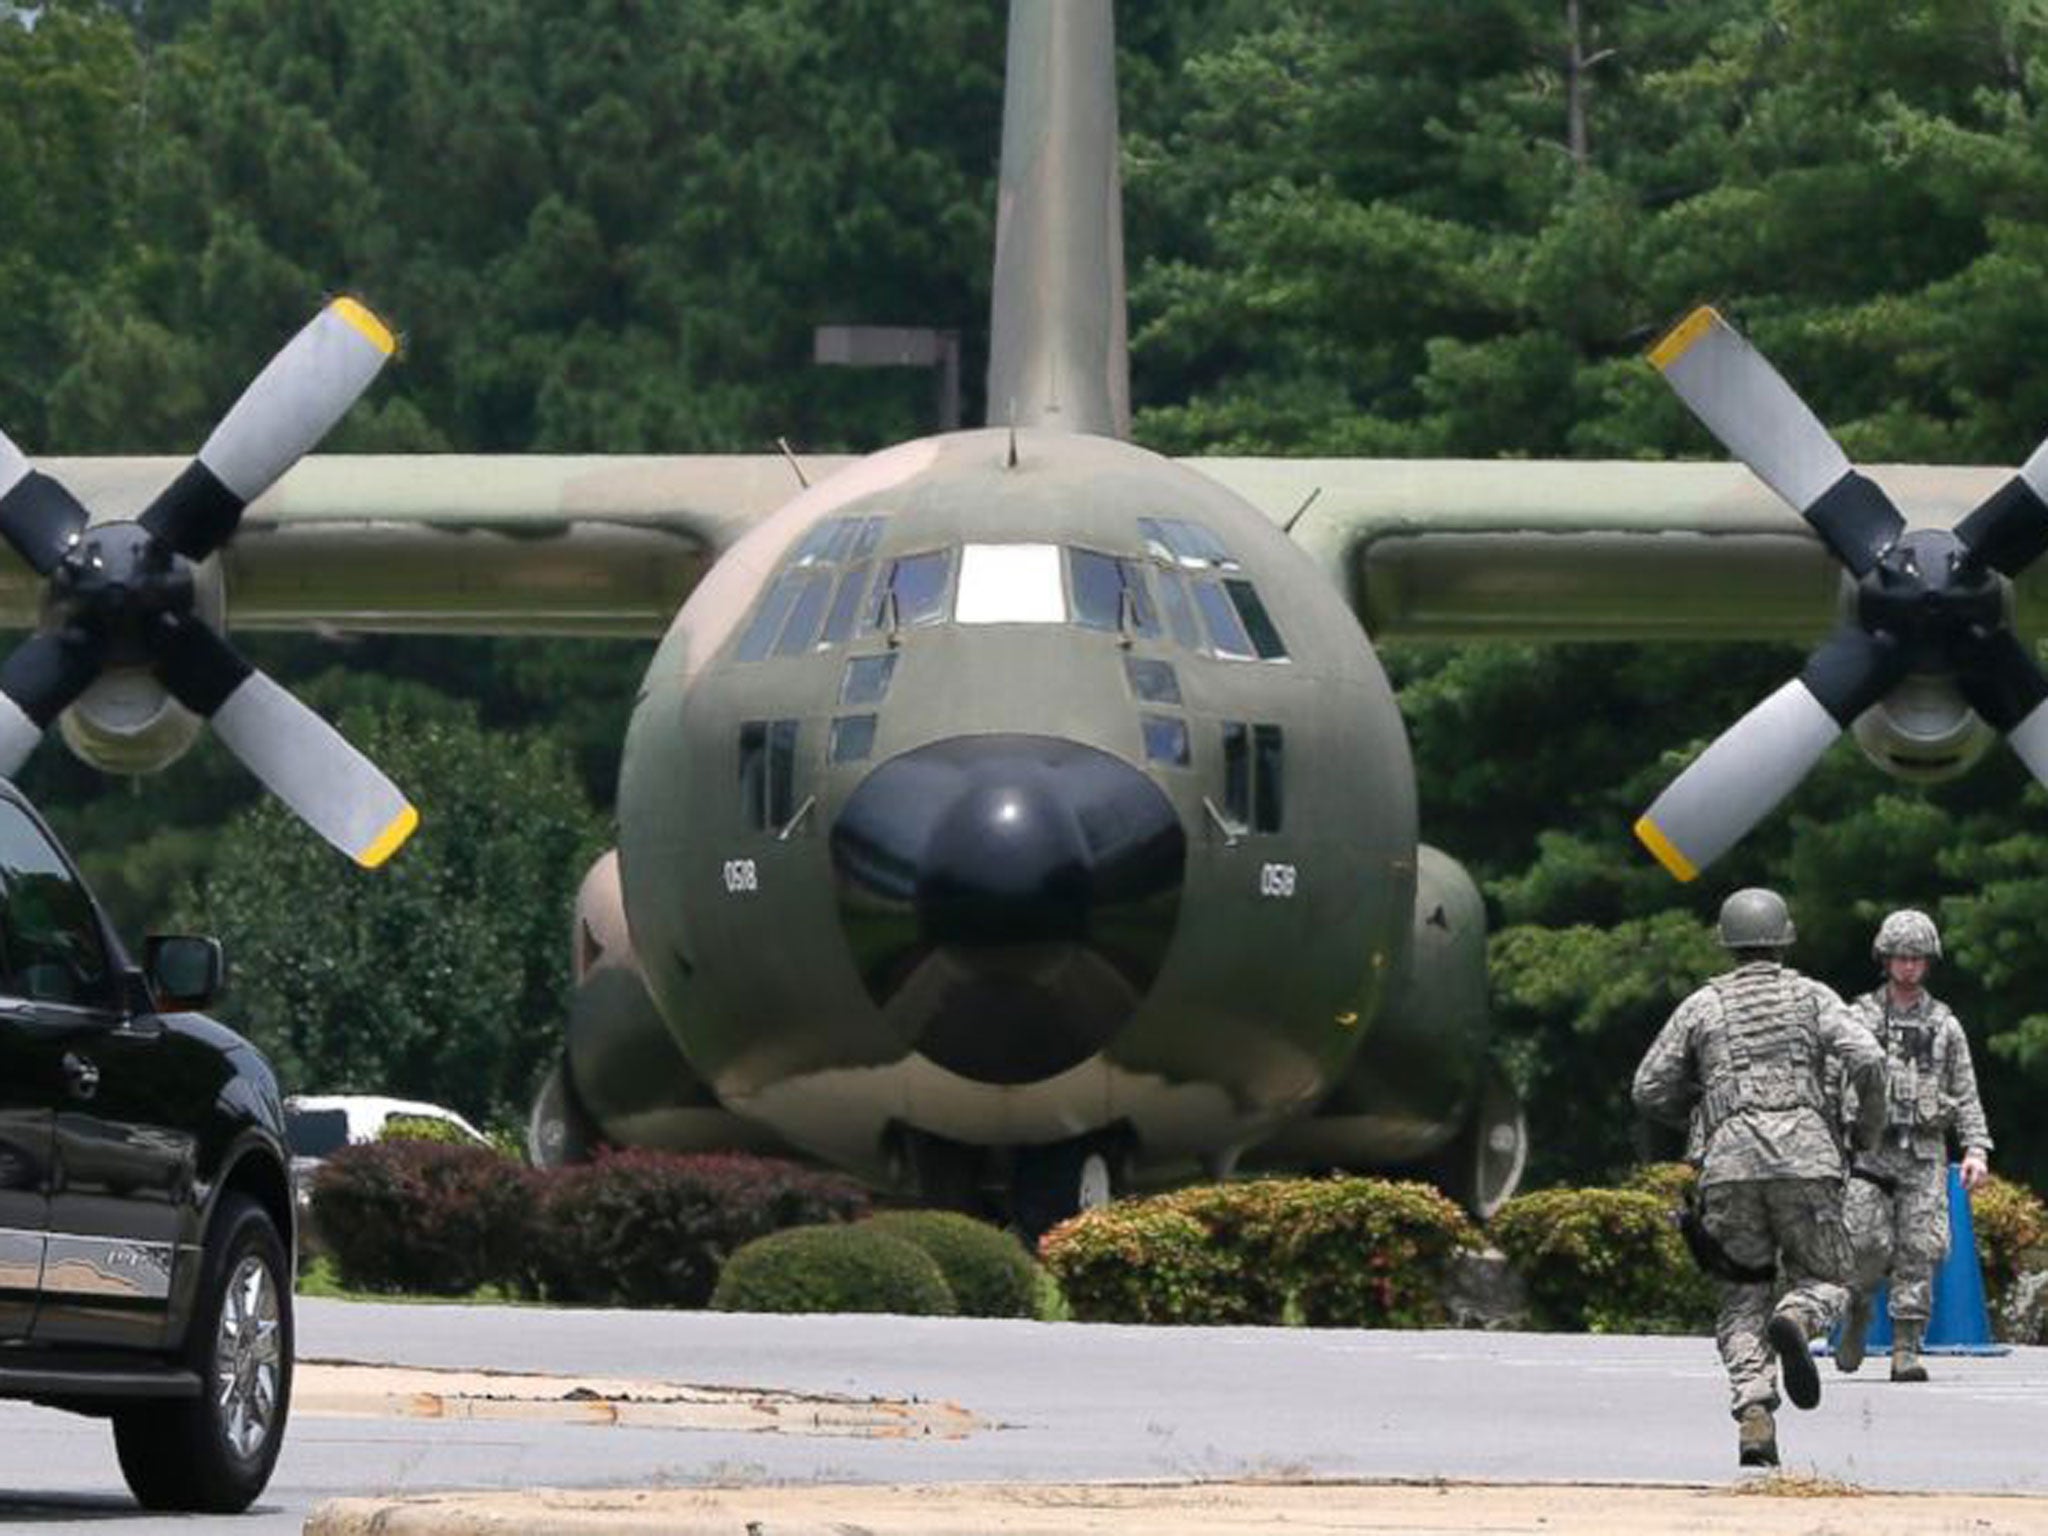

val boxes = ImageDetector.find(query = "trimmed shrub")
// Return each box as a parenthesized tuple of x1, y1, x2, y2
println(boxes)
(311, 1140, 538, 1296)
(711, 1224, 956, 1315)
(1622, 1160, 1699, 1207)
(1491, 1185, 1712, 1334)
(863, 1210, 1039, 1318)
(530, 1151, 869, 1308)
(1281, 1177, 1484, 1328)
(1973, 1173, 2048, 1326)
(1154, 1179, 1306, 1324)
(1040, 1202, 1238, 1323)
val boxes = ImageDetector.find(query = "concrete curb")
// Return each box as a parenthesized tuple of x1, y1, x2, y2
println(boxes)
(303, 1479, 2048, 1535)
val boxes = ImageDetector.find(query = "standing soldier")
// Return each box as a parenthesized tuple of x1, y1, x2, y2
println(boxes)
(1834, 909, 1993, 1383)
(1634, 888, 1885, 1469)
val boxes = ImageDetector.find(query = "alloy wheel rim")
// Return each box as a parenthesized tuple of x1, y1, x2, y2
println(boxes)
(213, 1253, 281, 1460)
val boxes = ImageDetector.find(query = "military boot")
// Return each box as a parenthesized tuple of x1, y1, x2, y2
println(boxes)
(1768, 1311, 1821, 1409)
(1891, 1322, 1929, 1383)
(1737, 1404, 1779, 1467)
(1835, 1293, 1872, 1374)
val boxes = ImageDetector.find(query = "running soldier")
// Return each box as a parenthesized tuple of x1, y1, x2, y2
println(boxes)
(1634, 888, 1886, 1468)
(1834, 909, 1993, 1383)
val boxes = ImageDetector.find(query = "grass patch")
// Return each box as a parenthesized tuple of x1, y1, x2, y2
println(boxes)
(294, 1254, 528, 1305)
(1730, 1471, 1865, 1498)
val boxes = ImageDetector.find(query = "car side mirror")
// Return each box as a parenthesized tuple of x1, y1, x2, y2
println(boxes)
(145, 935, 224, 1011)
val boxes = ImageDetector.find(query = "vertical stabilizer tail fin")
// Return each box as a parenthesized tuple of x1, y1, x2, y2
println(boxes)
(985, 0, 1130, 440)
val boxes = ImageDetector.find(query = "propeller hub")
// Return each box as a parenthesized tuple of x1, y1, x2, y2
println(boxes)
(1856, 528, 2005, 658)
(45, 523, 190, 664)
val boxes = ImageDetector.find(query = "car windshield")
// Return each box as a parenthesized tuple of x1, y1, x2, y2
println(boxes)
(284, 1107, 351, 1158)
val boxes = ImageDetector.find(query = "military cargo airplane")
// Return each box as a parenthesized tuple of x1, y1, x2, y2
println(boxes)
(5, 0, 2048, 1229)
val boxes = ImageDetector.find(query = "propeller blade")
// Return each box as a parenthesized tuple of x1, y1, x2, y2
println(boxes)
(0, 427, 90, 575)
(1949, 626, 2048, 789)
(1635, 626, 1909, 881)
(1954, 438, 2048, 578)
(139, 297, 396, 560)
(0, 629, 108, 776)
(152, 617, 416, 868)
(1650, 306, 1904, 576)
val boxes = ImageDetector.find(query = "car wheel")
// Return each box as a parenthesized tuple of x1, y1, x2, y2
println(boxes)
(113, 1192, 293, 1512)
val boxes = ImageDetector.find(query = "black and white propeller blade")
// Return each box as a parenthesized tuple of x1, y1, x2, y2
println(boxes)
(1636, 628, 1908, 882)
(0, 297, 415, 867)
(153, 615, 416, 867)
(1641, 305, 2048, 880)
(141, 298, 396, 560)
(1651, 306, 1905, 576)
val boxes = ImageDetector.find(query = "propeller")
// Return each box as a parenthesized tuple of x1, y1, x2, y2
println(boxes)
(0, 298, 417, 868)
(1635, 305, 2048, 881)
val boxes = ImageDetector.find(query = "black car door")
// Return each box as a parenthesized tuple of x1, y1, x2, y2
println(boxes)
(0, 799, 195, 1351)
(0, 987, 54, 1340)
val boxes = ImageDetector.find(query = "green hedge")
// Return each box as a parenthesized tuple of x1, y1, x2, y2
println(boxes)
(1973, 1173, 2048, 1327)
(1041, 1176, 1482, 1327)
(863, 1210, 1039, 1318)
(1491, 1183, 1713, 1334)
(311, 1140, 537, 1296)
(529, 1151, 870, 1308)
(711, 1224, 956, 1315)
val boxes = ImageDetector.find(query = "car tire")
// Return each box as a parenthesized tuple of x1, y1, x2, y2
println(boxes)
(112, 1192, 293, 1512)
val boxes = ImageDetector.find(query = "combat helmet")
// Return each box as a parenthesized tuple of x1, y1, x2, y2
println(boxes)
(1873, 908, 1941, 960)
(1717, 887, 1795, 950)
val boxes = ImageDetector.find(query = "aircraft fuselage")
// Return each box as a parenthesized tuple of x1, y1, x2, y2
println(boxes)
(612, 428, 1420, 1192)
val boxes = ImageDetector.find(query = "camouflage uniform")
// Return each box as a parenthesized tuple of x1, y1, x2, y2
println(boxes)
(1842, 985, 1992, 1329)
(1635, 945, 1885, 1424)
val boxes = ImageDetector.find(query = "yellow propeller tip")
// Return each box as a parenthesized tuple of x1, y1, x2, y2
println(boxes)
(357, 803, 419, 869)
(1647, 305, 1721, 372)
(1634, 816, 1698, 883)
(332, 296, 397, 357)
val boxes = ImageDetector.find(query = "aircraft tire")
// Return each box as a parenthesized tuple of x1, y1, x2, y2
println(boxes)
(1427, 1062, 1527, 1220)
(527, 1054, 602, 1168)
(1012, 1138, 1118, 1241)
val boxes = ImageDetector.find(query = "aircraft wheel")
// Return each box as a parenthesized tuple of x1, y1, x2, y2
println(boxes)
(1430, 1062, 1527, 1220)
(1013, 1138, 1118, 1241)
(528, 1054, 601, 1167)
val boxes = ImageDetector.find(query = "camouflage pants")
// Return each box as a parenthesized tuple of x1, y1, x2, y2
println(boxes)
(1701, 1178, 1851, 1417)
(1844, 1158, 1951, 1324)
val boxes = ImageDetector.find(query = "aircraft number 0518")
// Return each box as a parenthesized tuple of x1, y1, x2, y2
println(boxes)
(1258, 862, 1297, 898)
(722, 858, 759, 894)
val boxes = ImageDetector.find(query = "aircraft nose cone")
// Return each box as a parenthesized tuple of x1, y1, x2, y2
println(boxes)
(831, 734, 1185, 1085)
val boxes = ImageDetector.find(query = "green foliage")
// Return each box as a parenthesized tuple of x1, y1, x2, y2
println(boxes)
(309, 1139, 537, 1296)
(1041, 1177, 1482, 1327)
(711, 1224, 957, 1316)
(1282, 1178, 1485, 1328)
(1972, 1173, 2048, 1323)
(529, 1151, 869, 1308)
(378, 1114, 481, 1147)
(171, 685, 606, 1129)
(861, 1210, 1040, 1319)
(1491, 1184, 1714, 1334)
(1038, 1201, 1238, 1325)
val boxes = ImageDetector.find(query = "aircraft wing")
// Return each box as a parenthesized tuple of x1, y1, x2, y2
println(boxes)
(22, 454, 846, 637)
(7, 452, 2035, 645)
(1194, 457, 2025, 643)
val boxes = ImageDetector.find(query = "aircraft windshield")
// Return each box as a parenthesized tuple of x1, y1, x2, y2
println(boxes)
(958, 543, 1066, 623)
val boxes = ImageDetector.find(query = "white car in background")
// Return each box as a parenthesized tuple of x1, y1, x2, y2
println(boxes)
(284, 1094, 493, 1251)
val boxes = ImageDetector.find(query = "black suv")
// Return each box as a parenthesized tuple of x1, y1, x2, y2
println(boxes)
(0, 781, 294, 1512)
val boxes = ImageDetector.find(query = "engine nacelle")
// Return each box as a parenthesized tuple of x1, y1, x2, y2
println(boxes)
(1850, 672, 1997, 784)
(530, 849, 793, 1166)
(48, 553, 224, 777)
(1242, 844, 1526, 1216)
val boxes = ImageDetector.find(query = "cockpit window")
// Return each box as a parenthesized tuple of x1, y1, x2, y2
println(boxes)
(1138, 516, 1238, 571)
(736, 515, 891, 661)
(1124, 658, 1180, 704)
(1224, 578, 1288, 660)
(957, 544, 1066, 624)
(841, 653, 897, 706)
(864, 549, 953, 632)
(1070, 550, 1161, 637)
(1191, 577, 1255, 659)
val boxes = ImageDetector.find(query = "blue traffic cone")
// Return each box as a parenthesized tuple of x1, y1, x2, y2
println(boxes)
(1853, 1164, 2006, 1356)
